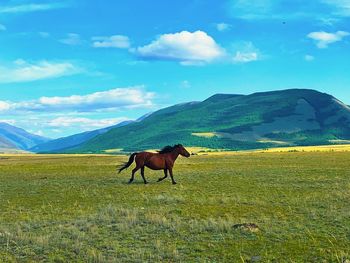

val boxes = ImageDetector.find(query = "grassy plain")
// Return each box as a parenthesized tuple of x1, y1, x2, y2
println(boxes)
(0, 152, 350, 262)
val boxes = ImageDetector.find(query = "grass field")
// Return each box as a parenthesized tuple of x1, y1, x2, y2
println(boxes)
(1, 152, 350, 262)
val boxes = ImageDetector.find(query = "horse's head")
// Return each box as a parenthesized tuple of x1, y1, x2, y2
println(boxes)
(175, 144, 190, 158)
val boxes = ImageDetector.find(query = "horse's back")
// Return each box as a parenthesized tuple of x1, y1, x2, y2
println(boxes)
(136, 152, 166, 170)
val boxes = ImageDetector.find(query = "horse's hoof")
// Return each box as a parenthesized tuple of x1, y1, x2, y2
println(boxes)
(128, 180, 133, 184)
(144, 181, 148, 184)
(172, 182, 177, 185)
(157, 178, 162, 182)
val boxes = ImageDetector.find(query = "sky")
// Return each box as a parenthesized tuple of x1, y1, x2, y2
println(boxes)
(0, 0, 349, 138)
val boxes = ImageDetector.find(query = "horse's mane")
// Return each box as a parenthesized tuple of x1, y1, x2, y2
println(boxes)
(157, 144, 181, 154)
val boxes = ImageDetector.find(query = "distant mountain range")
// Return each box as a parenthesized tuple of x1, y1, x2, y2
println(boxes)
(29, 120, 134, 153)
(29, 113, 152, 153)
(2, 89, 350, 154)
(0, 122, 50, 152)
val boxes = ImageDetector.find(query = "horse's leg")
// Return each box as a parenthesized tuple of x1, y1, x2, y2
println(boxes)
(129, 167, 139, 184)
(169, 168, 176, 185)
(140, 167, 148, 184)
(157, 169, 168, 182)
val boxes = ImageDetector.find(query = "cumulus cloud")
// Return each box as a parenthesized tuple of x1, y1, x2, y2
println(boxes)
(307, 30, 349, 48)
(0, 86, 155, 113)
(60, 33, 82, 45)
(0, 3, 64, 14)
(136, 31, 225, 65)
(0, 60, 80, 83)
(216, 23, 231, 32)
(0, 101, 11, 111)
(0, 24, 6, 31)
(92, 35, 130, 48)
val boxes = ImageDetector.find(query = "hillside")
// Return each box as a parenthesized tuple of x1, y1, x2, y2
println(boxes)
(55, 89, 350, 153)
(0, 122, 50, 151)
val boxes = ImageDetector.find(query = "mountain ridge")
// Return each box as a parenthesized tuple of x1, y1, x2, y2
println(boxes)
(55, 88, 350, 153)
(30, 120, 134, 153)
(0, 122, 50, 151)
(31, 113, 153, 153)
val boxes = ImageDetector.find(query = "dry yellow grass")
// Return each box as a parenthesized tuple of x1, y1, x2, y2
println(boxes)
(329, 139, 350, 144)
(191, 132, 217, 138)
(254, 144, 350, 153)
(103, 148, 123, 153)
(2, 144, 350, 158)
(194, 144, 350, 155)
(257, 139, 289, 145)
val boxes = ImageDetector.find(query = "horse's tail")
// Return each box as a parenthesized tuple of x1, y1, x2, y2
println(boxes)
(118, 152, 137, 173)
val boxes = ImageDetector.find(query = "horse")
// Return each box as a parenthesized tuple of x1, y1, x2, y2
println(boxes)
(118, 144, 190, 184)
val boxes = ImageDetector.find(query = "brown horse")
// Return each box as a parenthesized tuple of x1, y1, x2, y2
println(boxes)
(118, 144, 190, 184)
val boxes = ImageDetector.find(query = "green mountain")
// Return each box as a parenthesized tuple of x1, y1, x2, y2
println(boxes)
(0, 122, 50, 151)
(56, 89, 350, 153)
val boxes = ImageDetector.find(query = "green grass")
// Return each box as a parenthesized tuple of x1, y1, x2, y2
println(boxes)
(1, 152, 350, 262)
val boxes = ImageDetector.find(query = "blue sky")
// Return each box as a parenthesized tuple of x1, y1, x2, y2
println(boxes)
(0, 0, 349, 138)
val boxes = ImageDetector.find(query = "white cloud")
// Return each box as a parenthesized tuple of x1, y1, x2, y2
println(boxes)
(216, 23, 231, 32)
(0, 24, 6, 31)
(48, 117, 129, 129)
(0, 60, 80, 83)
(0, 101, 11, 111)
(92, 35, 130, 48)
(0, 3, 64, 14)
(233, 52, 258, 63)
(304, 55, 315, 61)
(231, 41, 261, 63)
(136, 31, 225, 65)
(38, 87, 154, 111)
(60, 33, 82, 46)
(307, 31, 349, 48)
(0, 86, 155, 113)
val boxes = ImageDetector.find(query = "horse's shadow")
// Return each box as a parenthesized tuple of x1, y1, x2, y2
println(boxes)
(123, 180, 149, 185)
